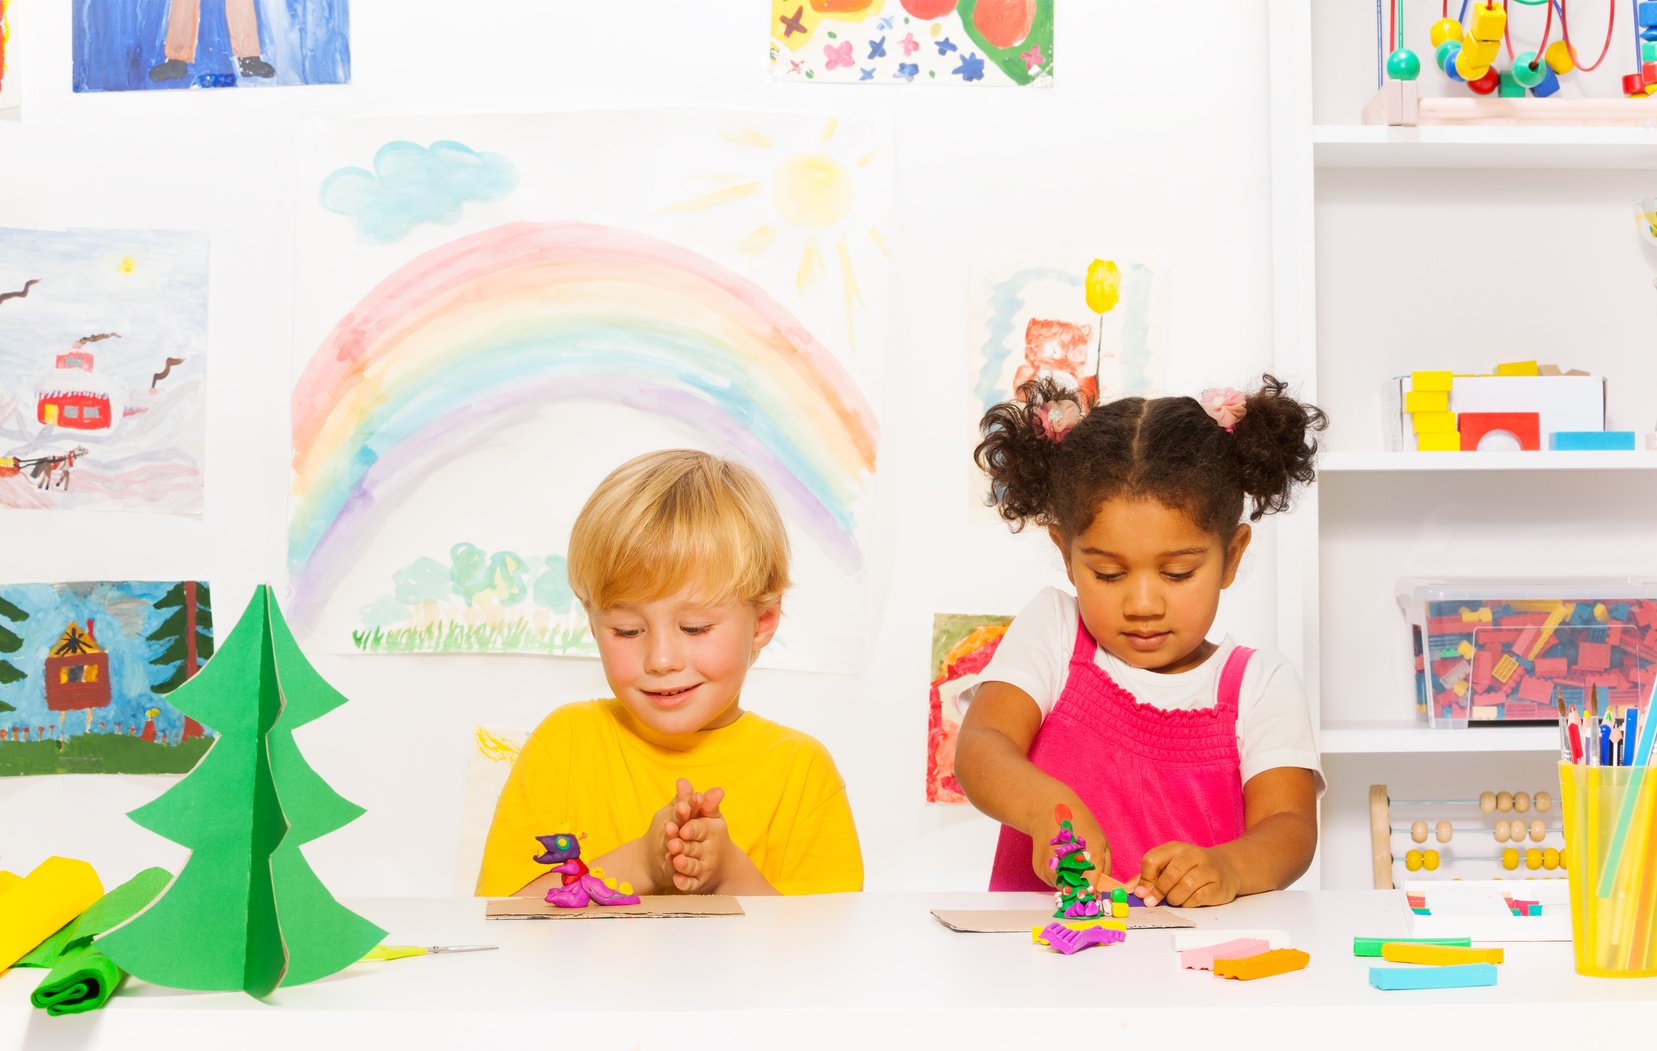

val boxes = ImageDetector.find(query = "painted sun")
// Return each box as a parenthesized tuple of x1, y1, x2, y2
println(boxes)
(663, 117, 887, 351)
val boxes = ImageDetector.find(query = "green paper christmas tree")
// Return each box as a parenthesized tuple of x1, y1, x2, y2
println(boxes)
(98, 586, 384, 997)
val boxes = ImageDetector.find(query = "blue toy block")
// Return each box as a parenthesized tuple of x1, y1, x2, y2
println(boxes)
(1549, 431, 1637, 451)
(1370, 963, 1498, 990)
(1610, 603, 1633, 621)
(1571, 604, 1598, 625)
(1532, 67, 1561, 96)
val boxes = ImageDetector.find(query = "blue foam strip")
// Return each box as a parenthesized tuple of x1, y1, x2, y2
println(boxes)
(1369, 963, 1498, 990)
(1549, 431, 1637, 451)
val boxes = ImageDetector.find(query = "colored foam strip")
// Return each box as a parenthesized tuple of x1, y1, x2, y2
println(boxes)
(0, 858, 103, 972)
(1549, 431, 1636, 451)
(1031, 918, 1126, 944)
(1041, 924, 1124, 955)
(1180, 938, 1270, 971)
(1381, 943, 1503, 965)
(1353, 936, 1471, 957)
(1212, 948, 1310, 981)
(1369, 963, 1498, 990)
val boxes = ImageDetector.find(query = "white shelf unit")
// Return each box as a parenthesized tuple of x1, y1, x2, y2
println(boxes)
(1269, 0, 1657, 889)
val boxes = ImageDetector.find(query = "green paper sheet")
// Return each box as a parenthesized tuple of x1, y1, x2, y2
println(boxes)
(96, 586, 384, 997)
(30, 946, 123, 1016)
(16, 867, 171, 969)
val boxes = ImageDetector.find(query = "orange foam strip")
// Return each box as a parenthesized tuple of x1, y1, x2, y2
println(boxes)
(1380, 943, 1503, 966)
(1212, 948, 1310, 981)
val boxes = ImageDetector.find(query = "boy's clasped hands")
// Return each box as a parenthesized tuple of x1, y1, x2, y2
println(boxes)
(641, 777, 774, 895)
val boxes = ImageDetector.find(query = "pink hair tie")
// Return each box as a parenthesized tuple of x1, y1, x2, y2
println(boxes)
(1199, 387, 1246, 432)
(1034, 398, 1083, 442)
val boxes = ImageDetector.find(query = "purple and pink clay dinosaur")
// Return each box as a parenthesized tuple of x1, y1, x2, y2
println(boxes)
(533, 833, 641, 908)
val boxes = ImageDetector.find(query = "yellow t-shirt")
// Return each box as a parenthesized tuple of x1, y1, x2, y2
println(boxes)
(475, 700, 862, 897)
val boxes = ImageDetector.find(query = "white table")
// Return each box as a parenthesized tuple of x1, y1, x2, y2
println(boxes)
(4, 891, 1654, 1049)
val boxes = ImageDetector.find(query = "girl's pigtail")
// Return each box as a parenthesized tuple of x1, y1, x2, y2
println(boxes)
(1230, 374, 1327, 520)
(974, 376, 1088, 531)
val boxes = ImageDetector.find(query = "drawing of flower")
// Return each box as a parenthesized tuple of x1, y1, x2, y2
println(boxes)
(952, 51, 985, 81)
(824, 41, 855, 69)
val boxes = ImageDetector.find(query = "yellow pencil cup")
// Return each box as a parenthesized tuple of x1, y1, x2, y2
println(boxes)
(1559, 762, 1657, 977)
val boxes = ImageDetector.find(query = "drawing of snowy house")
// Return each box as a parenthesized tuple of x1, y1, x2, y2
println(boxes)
(34, 337, 123, 432)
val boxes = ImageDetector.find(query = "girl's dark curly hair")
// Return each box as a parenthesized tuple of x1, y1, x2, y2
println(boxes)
(974, 375, 1327, 544)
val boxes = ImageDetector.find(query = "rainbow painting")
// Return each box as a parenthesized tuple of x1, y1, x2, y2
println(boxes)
(290, 222, 880, 667)
(292, 111, 890, 672)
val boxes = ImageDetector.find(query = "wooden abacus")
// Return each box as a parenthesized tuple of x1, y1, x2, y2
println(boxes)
(1368, 784, 1567, 890)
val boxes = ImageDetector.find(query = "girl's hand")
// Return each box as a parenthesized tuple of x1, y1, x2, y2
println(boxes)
(1133, 841, 1241, 907)
(1030, 804, 1114, 894)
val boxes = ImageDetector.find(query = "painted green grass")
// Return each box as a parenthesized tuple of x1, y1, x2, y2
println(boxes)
(352, 619, 596, 656)
(0, 734, 214, 777)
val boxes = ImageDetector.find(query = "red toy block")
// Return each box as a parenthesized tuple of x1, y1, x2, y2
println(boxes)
(1578, 641, 1612, 672)
(1502, 613, 1550, 628)
(1473, 650, 1497, 683)
(1535, 657, 1567, 677)
(1517, 676, 1554, 704)
(1460, 412, 1541, 451)
(1636, 605, 1657, 628)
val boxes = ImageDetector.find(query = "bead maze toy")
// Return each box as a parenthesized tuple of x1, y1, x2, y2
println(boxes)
(532, 833, 641, 908)
(1367, 0, 1657, 126)
(1369, 784, 1569, 889)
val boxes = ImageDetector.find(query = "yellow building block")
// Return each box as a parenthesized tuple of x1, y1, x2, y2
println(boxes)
(1492, 654, 1519, 683)
(1411, 411, 1457, 434)
(1405, 390, 1450, 413)
(1380, 942, 1504, 966)
(1457, 640, 1475, 660)
(1031, 918, 1126, 944)
(1459, 606, 1493, 623)
(1495, 360, 1540, 376)
(1112, 900, 1129, 919)
(1417, 431, 1460, 452)
(1410, 370, 1454, 392)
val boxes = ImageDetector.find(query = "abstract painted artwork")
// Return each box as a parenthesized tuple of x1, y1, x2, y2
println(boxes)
(0, 581, 215, 777)
(73, 0, 349, 93)
(969, 256, 1165, 417)
(0, 0, 18, 116)
(0, 227, 209, 516)
(770, 0, 1053, 85)
(928, 613, 1012, 803)
(290, 111, 890, 673)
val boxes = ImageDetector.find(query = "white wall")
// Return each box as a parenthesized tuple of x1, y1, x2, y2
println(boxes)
(0, 0, 1283, 896)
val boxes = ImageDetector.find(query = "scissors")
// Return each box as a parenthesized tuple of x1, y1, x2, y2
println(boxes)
(362, 944, 499, 961)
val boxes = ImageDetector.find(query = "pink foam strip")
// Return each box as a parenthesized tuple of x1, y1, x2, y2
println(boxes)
(1180, 938, 1271, 971)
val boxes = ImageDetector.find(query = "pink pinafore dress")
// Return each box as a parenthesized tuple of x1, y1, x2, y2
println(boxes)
(989, 616, 1252, 889)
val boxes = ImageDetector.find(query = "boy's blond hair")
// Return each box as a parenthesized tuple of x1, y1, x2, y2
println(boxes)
(568, 450, 791, 610)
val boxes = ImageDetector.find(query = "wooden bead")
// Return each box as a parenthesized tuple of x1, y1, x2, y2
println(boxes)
(1496, 791, 1514, 812)
(1624, 73, 1647, 98)
(1531, 65, 1561, 97)
(1480, 791, 1497, 812)
(1430, 17, 1465, 48)
(1560, 847, 1567, 870)
(1436, 820, 1453, 843)
(1514, 792, 1531, 813)
(1511, 52, 1546, 88)
(1543, 847, 1560, 870)
(1423, 849, 1441, 871)
(1497, 70, 1526, 98)
(1411, 820, 1429, 843)
(1530, 819, 1547, 842)
(1456, 48, 1492, 84)
(1525, 848, 1543, 870)
(1436, 40, 1461, 74)
(1502, 847, 1520, 870)
(1387, 49, 1422, 81)
(1471, 0, 1506, 43)
(1512, 819, 1530, 841)
(1494, 822, 1511, 843)
(1534, 791, 1552, 812)
(1545, 39, 1575, 74)
(1406, 849, 1424, 872)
